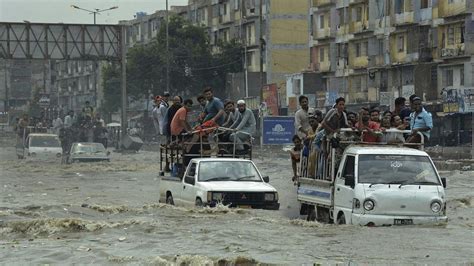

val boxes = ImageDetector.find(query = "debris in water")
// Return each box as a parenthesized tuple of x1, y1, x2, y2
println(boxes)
(118, 237, 126, 242)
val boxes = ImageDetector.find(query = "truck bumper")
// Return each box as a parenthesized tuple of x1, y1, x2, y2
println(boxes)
(351, 213, 448, 226)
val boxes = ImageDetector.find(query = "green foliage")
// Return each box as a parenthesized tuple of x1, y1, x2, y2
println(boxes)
(101, 15, 243, 115)
(101, 63, 121, 114)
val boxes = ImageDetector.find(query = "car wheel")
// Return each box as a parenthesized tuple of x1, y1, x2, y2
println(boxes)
(336, 212, 346, 225)
(195, 198, 203, 207)
(166, 194, 174, 205)
(306, 206, 316, 221)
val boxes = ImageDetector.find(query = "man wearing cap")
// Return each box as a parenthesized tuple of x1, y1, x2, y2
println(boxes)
(295, 95, 315, 139)
(230, 100, 256, 154)
(407, 96, 432, 143)
(158, 92, 170, 136)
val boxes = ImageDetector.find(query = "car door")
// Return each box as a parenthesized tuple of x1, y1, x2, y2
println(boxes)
(334, 155, 356, 214)
(181, 162, 198, 206)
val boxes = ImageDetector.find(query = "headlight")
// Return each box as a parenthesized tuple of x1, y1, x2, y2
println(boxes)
(431, 201, 442, 213)
(56, 153, 62, 158)
(212, 192, 223, 201)
(363, 199, 375, 211)
(265, 193, 277, 201)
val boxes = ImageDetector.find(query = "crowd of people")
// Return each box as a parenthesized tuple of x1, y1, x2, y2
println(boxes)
(15, 101, 108, 153)
(151, 86, 256, 155)
(290, 94, 433, 182)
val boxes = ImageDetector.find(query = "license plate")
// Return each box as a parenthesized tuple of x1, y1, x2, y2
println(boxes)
(394, 219, 413, 225)
(238, 205, 251, 209)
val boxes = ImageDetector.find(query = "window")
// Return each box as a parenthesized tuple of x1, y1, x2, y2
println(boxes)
(234, 0, 240, 10)
(378, 39, 384, 55)
(356, 7, 362, 22)
(337, 8, 345, 26)
(460, 66, 464, 86)
(397, 35, 405, 52)
(364, 41, 368, 56)
(420, 0, 429, 9)
(212, 5, 219, 18)
(443, 69, 453, 87)
(356, 42, 361, 57)
(319, 14, 325, 29)
(460, 25, 465, 43)
(186, 163, 196, 177)
(448, 0, 454, 3)
(448, 27, 454, 45)
(310, 14, 314, 35)
(395, 0, 405, 14)
(342, 156, 355, 177)
(320, 47, 325, 62)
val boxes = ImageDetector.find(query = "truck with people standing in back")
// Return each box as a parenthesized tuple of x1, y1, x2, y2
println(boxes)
(297, 128, 448, 226)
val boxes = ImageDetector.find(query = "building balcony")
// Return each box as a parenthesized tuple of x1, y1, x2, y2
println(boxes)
(350, 56, 368, 69)
(439, 1, 467, 18)
(312, 0, 333, 8)
(440, 44, 466, 59)
(394, 11, 414, 25)
(349, 21, 369, 34)
(319, 61, 331, 72)
(314, 28, 332, 40)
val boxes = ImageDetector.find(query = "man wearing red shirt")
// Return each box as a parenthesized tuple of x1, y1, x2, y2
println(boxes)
(355, 107, 381, 143)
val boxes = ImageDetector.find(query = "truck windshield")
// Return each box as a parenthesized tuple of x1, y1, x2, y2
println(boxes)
(199, 161, 262, 182)
(30, 136, 61, 148)
(358, 155, 440, 185)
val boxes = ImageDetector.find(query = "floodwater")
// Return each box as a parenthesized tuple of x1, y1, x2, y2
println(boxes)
(0, 140, 473, 264)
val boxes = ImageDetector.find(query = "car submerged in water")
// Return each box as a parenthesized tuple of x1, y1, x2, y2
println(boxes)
(67, 142, 110, 163)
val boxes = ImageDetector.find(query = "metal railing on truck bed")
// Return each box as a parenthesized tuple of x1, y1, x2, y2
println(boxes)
(159, 127, 254, 177)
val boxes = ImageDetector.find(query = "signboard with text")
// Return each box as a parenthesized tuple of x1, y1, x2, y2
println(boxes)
(262, 116, 295, 145)
(442, 87, 474, 113)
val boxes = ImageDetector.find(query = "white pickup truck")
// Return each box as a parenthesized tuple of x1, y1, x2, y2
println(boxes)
(298, 130, 448, 226)
(159, 158, 280, 210)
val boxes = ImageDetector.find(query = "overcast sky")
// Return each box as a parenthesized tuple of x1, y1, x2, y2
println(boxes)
(0, 0, 188, 24)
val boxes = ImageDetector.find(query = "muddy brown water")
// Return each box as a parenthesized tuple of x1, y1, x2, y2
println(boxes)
(0, 145, 472, 264)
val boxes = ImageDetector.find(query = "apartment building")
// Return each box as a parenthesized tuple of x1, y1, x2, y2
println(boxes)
(305, 0, 473, 110)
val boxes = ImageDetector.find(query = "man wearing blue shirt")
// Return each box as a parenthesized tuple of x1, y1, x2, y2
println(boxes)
(407, 96, 433, 143)
(201, 87, 225, 126)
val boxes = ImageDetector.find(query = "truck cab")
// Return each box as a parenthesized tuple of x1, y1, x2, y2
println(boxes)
(159, 158, 280, 210)
(297, 129, 448, 226)
(333, 146, 447, 226)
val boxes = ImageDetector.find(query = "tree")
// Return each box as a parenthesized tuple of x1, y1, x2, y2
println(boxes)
(101, 63, 121, 115)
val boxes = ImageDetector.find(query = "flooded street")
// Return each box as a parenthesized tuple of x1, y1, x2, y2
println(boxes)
(0, 142, 473, 264)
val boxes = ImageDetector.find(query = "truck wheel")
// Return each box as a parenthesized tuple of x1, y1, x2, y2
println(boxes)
(306, 206, 316, 221)
(166, 194, 174, 205)
(336, 212, 346, 225)
(195, 198, 203, 207)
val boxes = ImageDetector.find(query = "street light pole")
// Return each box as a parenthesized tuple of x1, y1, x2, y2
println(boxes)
(71, 5, 118, 25)
(165, 0, 170, 94)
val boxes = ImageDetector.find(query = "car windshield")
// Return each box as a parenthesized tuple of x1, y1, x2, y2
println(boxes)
(198, 161, 262, 182)
(358, 154, 440, 185)
(72, 143, 106, 153)
(30, 136, 61, 148)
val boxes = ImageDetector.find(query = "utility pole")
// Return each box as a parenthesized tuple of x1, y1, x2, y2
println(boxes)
(259, 0, 264, 97)
(121, 25, 127, 146)
(166, 0, 170, 94)
(241, 0, 249, 98)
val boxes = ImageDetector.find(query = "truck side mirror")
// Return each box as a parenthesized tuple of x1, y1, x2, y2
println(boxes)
(441, 177, 447, 188)
(262, 176, 269, 183)
(184, 175, 195, 185)
(344, 174, 355, 188)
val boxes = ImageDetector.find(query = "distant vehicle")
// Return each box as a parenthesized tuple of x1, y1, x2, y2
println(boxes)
(68, 142, 110, 163)
(16, 133, 62, 160)
(159, 158, 280, 210)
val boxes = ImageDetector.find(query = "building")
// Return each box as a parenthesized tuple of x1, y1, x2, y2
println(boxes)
(305, 0, 473, 112)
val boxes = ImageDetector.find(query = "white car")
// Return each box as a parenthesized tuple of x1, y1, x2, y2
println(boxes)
(16, 133, 62, 160)
(159, 158, 280, 210)
(68, 142, 110, 163)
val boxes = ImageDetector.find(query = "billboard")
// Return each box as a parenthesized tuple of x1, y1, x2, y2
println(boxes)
(262, 116, 295, 145)
(442, 87, 474, 113)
